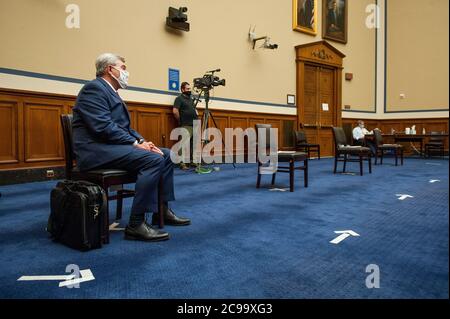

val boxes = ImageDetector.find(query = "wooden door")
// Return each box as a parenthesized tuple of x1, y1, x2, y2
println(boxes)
(0, 101, 19, 165)
(318, 66, 336, 156)
(302, 64, 320, 147)
(296, 41, 345, 157)
(300, 64, 336, 157)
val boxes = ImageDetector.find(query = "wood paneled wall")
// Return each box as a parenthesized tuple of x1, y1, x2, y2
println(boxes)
(0, 88, 297, 171)
(0, 90, 74, 171)
(0, 88, 448, 173)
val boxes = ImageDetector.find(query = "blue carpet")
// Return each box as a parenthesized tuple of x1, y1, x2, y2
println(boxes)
(0, 158, 448, 299)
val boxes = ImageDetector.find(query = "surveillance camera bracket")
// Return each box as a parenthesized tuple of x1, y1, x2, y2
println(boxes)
(248, 25, 276, 49)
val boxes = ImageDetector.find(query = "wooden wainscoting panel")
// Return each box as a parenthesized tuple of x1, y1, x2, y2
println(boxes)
(209, 115, 228, 136)
(342, 119, 379, 131)
(282, 119, 296, 148)
(249, 118, 264, 130)
(165, 112, 180, 149)
(136, 111, 164, 146)
(265, 119, 282, 146)
(230, 117, 248, 130)
(0, 101, 19, 164)
(378, 121, 403, 134)
(202, 114, 228, 159)
(128, 109, 137, 130)
(66, 102, 75, 114)
(229, 117, 249, 154)
(24, 102, 65, 162)
(418, 122, 448, 135)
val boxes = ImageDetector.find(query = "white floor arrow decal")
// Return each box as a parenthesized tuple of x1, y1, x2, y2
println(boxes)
(269, 188, 289, 192)
(58, 269, 95, 287)
(396, 194, 414, 200)
(330, 230, 360, 244)
(429, 179, 441, 183)
(18, 269, 95, 287)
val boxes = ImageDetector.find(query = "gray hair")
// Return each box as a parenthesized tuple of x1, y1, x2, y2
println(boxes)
(95, 53, 125, 77)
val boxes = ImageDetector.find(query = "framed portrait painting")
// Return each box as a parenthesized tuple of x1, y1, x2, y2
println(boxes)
(293, 0, 317, 35)
(322, 0, 348, 44)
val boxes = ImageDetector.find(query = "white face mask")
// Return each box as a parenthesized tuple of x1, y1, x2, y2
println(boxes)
(111, 66, 129, 89)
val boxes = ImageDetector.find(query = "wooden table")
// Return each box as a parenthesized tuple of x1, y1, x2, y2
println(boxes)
(381, 133, 448, 157)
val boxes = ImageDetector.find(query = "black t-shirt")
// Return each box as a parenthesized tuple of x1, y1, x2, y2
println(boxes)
(173, 93, 198, 126)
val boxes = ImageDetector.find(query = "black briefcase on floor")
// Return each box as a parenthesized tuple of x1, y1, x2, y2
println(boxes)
(47, 180, 106, 251)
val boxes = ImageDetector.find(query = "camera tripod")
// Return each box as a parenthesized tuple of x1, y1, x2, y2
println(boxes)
(193, 89, 236, 171)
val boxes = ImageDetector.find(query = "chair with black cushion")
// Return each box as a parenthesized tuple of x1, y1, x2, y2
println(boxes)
(294, 130, 320, 160)
(373, 129, 404, 166)
(425, 132, 445, 158)
(60, 114, 164, 244)
(342, 123, 355, 146)
(255, 124, 308, 192)
(332, 127, 372, 176)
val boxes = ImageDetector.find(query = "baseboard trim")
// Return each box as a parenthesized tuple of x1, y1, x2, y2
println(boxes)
(0, 166, 65, 186)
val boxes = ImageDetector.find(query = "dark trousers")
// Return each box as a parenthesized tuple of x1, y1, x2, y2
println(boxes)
(97, 147, 175, 215)
(355, 138, 376, 155)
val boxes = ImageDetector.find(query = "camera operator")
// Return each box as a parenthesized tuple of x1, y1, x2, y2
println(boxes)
(173, 82, 198, 170)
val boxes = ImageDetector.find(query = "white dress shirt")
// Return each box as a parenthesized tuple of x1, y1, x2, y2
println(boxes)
(352, 126, 369, 140)
(100, 77, 118, 94)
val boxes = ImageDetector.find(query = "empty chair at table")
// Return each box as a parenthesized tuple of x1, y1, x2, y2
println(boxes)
(425, 131, 445, 158)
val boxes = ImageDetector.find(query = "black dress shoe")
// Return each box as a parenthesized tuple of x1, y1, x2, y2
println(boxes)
(124, 222, 169, 242)
(152, 207, 191, 226)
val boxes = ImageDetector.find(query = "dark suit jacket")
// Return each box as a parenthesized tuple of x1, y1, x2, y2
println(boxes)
(72, 78, 143, 171)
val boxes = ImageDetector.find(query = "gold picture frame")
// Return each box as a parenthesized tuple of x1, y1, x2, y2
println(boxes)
(293, 0, 318, 35)
(322, 0, 348, 44)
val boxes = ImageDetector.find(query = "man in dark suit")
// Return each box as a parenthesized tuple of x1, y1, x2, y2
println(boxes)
(327, 0, 341, 32)
(72, 53, 190, 242)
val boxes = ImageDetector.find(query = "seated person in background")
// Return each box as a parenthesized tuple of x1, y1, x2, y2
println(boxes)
(352, 120, 376, 155)
(72, 53, 191, 243)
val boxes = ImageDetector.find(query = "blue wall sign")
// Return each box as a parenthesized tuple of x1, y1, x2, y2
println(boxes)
(168, 68, 180, 91)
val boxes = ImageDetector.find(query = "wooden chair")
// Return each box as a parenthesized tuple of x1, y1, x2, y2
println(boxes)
(294, 130, 320, 160)
(425, 132, 445, 158)
(60, 114, 164, 244)
(342, 123, 355, 146)
(332, 127, 372, 176)
(255, 124, 308, 192)
(373, 129, 404, 166)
